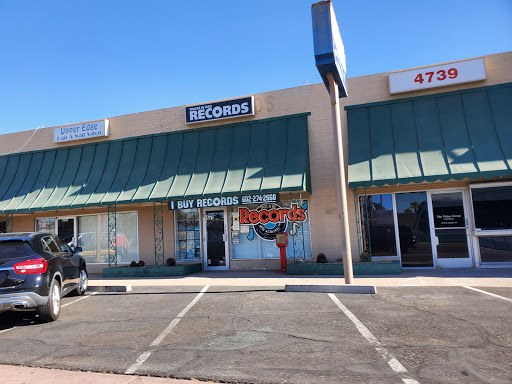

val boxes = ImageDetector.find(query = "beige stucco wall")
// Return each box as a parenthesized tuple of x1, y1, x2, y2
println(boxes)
(10, 204, 176, 273)
(2, 51, 511, 268)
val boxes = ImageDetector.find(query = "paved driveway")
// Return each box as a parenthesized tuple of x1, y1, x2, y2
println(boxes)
(0, 285, 511, 384)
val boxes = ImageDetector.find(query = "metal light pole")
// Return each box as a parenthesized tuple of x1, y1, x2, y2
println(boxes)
(327, 72, 353, 285)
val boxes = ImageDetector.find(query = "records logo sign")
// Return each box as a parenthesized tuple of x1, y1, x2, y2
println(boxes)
(238, 202, 308, 241)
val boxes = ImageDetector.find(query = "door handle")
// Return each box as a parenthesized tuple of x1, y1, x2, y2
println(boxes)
(435, 236, 439, 246)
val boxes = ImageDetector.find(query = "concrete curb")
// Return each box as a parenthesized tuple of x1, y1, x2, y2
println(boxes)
(88, 285, 132, 293)
(285, 284, 377, 294)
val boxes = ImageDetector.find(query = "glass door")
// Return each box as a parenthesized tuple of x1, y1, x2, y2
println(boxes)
(56, 217, 76, 246)
(430, 191, 472, 268)
(203, 208, 229, 270)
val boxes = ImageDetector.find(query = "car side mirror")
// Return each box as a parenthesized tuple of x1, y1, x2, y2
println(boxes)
(73, 246, 83, 253)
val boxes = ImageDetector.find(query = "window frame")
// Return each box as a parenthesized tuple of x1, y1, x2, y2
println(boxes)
(469, 182, 512, 266)
(469, 181, 512, 237)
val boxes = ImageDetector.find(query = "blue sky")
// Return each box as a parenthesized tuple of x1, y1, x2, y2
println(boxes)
(0, 0, 511, 134)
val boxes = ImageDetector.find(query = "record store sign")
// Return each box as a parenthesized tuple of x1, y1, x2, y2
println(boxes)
(169, 193, 279, 210)
(185, 96, 254, 124)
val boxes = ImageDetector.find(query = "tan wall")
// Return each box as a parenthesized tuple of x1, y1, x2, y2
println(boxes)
(10, 204, 176, 273)
(3, 51, 512, 267)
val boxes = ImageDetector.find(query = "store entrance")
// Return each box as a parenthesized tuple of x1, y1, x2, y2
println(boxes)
(57, 217, 76, 244)
(429, 191, 472, 268)
(203, 208, 229, 270)
(395, 190, 473, 268)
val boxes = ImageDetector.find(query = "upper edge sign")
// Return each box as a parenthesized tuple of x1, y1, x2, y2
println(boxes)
(311, 1, 347, 98)
(186, 96, 255, 124)
(389, 58, 486, 94)
(54, 119, 110, 143)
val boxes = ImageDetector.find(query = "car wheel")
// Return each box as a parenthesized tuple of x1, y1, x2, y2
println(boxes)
(38, 279, 61, 322)
(75, 268, 88, 296)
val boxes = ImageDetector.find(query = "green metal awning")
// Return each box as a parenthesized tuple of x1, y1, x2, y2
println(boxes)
(346, 83, 512, 189)
(0, 113, 311, 213)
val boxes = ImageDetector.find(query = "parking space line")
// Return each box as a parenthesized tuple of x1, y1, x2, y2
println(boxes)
(125, 285, 210, 375)
(328, 293, 420, 384)
(62, 292, 99, 308)
(463, 286, 512, 303)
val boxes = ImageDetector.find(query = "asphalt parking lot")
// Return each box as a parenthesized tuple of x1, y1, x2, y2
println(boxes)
(0, 285, 511, 384)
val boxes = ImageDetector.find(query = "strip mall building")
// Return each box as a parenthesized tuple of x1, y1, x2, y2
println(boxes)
(1, 51, 511, 273)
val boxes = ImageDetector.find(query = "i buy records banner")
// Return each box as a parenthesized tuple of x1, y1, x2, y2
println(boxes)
(231, 201, 312, 260)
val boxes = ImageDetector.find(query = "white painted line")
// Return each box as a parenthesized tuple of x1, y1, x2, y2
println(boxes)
(125, 285, 210, 375)
(177, 285, 209, 318)
(403, 378, 421, 384)
(463, 286, 512, 303)
(329, 293, 420, 384)
(150, 318, 181, 347)
(125, 350, 152, 375)
(62, 292, 99, 308)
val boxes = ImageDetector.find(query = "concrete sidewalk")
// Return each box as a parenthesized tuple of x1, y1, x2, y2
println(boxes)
(88, 268, 512, 289)
(0, 364, 217, 384)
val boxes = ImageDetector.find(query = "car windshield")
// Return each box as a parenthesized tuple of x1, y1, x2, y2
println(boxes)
(0, 241, 34, 260)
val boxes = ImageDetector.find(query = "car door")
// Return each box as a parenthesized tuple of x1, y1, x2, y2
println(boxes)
(53, 235, 81, 291)
(42, 235, 76, 293)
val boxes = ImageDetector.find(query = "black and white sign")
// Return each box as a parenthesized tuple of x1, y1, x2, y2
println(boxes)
(433, 208, 465, 228)
(185, 96, 254, 124)
(168, 193, 279, 210)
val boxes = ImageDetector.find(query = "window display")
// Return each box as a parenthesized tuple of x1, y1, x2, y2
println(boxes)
(230, 201, 312, 260)
(36, 218, 56, 233)
(175, 209, 201, 261)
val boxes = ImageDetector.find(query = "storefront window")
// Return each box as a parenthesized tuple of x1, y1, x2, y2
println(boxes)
(479, 236, 512, 263)
(175, 209, 201, 261)
(358, 194, 396, 257)
(230, 201, 312, 260)
(36, 218, 56, 233)
(77, 212, 138, 264)
(472, 185, 512, 230)
(396, 192, 433, 267)
(0, 221, 5, 233)
(471, 184, 512, 264)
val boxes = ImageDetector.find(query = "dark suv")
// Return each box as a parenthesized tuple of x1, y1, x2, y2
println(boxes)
(0, 232, 87, 322)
